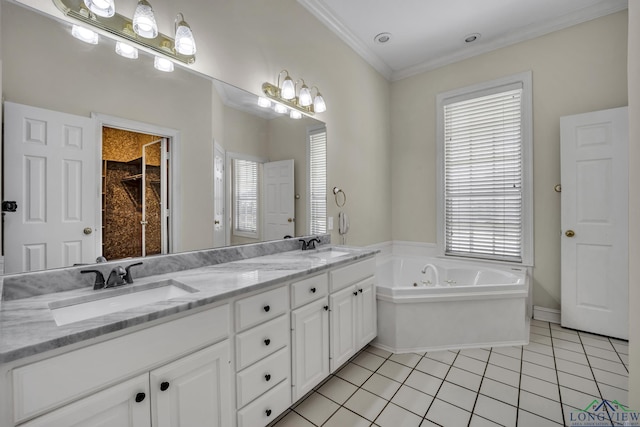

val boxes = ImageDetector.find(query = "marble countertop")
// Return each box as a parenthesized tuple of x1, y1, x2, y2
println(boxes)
(0, 246, 377, 364)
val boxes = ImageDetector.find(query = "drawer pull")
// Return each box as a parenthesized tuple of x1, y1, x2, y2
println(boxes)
(263, 305, 270, 312)
(324, 305, 329, 311)
(310, 287, 316, 293)
(135, 392, 146, 403)
(160, 381, 170, 392)
(264, 338, 271, 346)
(266, 409, 272, 417)
(265, 374, 271, 382)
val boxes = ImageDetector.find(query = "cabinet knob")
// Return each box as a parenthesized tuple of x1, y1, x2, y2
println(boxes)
(160, 381, 170, 392)
(358, 288, 363, 293)
(265, 373, 271, 382)
(263, 305, 270, 312)
(310, 287, 316, 293)
(264, 338, 271, 346)
(135, 392, 146, 403)
(353, 291, 358, 296)
(324, 305, 329, 311)
(266, 409, 272, 417)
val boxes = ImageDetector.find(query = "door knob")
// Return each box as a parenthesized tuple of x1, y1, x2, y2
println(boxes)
(565, 230, 575, 237)
(83, 227, 93, 235)
(287, 218, 294, 223)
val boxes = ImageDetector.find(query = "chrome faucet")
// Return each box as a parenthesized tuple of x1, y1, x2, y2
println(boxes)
(421, 263, 439, 286)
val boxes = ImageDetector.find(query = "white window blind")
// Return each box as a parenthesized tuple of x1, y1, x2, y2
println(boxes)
(234, 158, 258, 235)
(309, 128, 327, 234)
(443, 88, 524, 262)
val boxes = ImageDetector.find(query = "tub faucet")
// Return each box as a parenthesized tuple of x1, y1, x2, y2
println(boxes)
(421, 264, 439, 286)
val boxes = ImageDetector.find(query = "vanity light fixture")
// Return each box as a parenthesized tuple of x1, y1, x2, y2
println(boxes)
(154, 56, 174, 72)
(261, 70, 327, 118)
(53, 0, 197, 66)
(115, 41, 138, 59)
(71, 24, 99, 44)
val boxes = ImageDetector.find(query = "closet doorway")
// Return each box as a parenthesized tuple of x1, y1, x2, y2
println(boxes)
(101, 127, 169, 260)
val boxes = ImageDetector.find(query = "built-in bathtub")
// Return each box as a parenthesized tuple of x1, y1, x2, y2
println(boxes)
(373, 255, 530, 353)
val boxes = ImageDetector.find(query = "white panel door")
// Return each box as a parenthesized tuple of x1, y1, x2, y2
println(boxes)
(329, 286, 357, 373)
(150, 341, 232, 427)
(213, 143, 226, 247)
(291, 297, 329, 401)
(263, 159, 294, 241)
(21, 374, 150, 427)
(4, 102, 96, 273)
(560, 107, 628, 339)
(356, 279, 377, 347)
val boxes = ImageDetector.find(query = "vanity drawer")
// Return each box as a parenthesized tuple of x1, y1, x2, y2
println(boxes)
(237, 378, 291, 427)
(12, 305, 229, 423)
(235, 286, 289, 332)
(330, 257, 375, 292)
(291, 273, 328, 309)
(235, 314, 288, 370)
(236, 347, 289, 408)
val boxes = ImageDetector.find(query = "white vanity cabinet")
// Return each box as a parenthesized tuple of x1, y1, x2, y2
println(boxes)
(290, 273, 330, 401)
(328, 258, 377, 372)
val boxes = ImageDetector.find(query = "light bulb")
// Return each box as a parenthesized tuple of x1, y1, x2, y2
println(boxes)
(175, 14, 197, 55)
(274, 104, 287, 114)
(313, 93, 327, 113)
(258, 97, 271, 108)
(115, 42, 138, 59)
(83, 0, 115, 17)
(133, 0, 158, 39)
(154, 56, 174, 72)
(290, 110, 302, 119)
(71, 25, 98, 44)
(280, 76, 295, 100)
(298, 84, 312, 107)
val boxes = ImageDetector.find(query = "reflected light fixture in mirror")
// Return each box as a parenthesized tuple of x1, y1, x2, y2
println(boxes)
(258, 97, 271, 108)
(115, 41, 138, 59)
(84, 0, 115, 17)
(274, 104, 288, 114)
(290, 110, 302, 119)
(261, 70, 327, 118)
(71, 24, 98, 44)
(132, 0, 158, 39)
(154, 56, 174, 72)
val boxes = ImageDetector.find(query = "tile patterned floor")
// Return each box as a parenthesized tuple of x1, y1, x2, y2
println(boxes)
(270, 319, 630, 427)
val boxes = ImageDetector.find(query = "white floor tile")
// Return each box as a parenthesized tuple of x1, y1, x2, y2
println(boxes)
(362, 373, 402, 400)
(580, 335, 615, 351)
(324, 407, 371, 427)
(524, 341, 554, 356)
(273, 410, 315, 427)
(584, 345, 622, 362)
(557, 371, 600, 396)
(367, 345, 393, 359)
(480, 377, 519, 406)
(492, 346, 522, 360)
(619, 353, 629, 365)
(445, 366, 483, 391)
(375, 402, 423, 427)
(518, 390, 563, 424)
(520, 374, 560, 401)
(555, 357, 594, 379)
(611, 340, 629, 355)
(453, 354, 488, 375)
(344, 388, 388, 422)
(517, 408, 563, 426)
(529, 334, 553, 346)
(336, 362, 374, 386)
(587, 354, 628, 376)
(551, 337, 584, 353)
(353, 350, 387, 371)
(377, 359, 413, 382)
(425, 398, 471, 427)
(294, 392, 340, 425)
(530, 319, 551, 328)
(530, 324, 552, 337)
(435, 381, 477, 411)
(599, 383, 629, 406)
(473, 394, 517, 427)
(489, 352, 522, 372)
(405, 370, 444, 396)
(316, 376, 358, 404)
(416, 357, 453, 379)
(459, 348, 491, 362)
(424, 350, 457, 365)
(522, 349, 555, 369)
(389, 352, 421, 368)
(550, 329, 581, 343)
(521, 361, 558, 384)
(420, 419, 440, 427)
(592, 368, 629, 390)
(391, 384, 433, 416)
(484, 364, 521, 388)
(559, 386, 599, 410)
(469, 415, 502, 427)
(554, 347, 589, 365)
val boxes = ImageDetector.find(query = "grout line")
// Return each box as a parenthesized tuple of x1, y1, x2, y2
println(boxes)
(548, 319, 567, 427)
(467, 348, 492, 427)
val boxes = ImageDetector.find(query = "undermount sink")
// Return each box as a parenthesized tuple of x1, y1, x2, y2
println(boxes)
(49, 279, 197, 326)
(309, 248, 350, 259)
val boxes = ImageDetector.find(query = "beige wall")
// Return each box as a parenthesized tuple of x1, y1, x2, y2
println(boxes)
(391, 11, 628, 310)
(628, 1, 639, 409)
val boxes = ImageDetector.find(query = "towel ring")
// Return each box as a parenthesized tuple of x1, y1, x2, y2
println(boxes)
(333, 187, 346, 207)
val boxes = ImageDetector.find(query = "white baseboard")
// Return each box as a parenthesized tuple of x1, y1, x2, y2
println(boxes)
(533, 306, 561, 324)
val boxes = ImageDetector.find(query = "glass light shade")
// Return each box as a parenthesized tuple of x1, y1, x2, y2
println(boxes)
(258, 97, 271, 108)
(280, 76, 296, 100)
(290, 110, 302, 119)
(115, 42, 138, 59)
(133, 0, 158, 39)
(71, 25, 98, 44)
(83, 0, 115, 17)
(175, 15, 197, 55)
(154, 56, 174, 72)
(313, 93, 327, 113)
(274, 104, 287, 114)
(298, 85, 312, 107)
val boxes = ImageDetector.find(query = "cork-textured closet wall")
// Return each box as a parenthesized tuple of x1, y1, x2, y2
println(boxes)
(102, 127, 164, 261)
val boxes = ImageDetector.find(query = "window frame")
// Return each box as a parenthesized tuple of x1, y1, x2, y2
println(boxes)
(228, 152, 265, 240)
(307, 125, 328, 235)
(436, 71, 534, 266)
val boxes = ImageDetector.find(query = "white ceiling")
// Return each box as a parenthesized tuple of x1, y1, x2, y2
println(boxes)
(298, 0, 628, 81)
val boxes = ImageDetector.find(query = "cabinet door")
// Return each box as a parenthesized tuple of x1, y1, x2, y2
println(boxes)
(21, 374, 150, 427)
(356, 279, 377, 347)
(292, 297, 329, 400)
(151, 341, 232, 427)
(329, 286, 357, 372)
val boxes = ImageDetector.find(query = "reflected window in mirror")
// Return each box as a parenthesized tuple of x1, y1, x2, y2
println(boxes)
(308, 126, 327, 234)
(233, 158, 260, 239)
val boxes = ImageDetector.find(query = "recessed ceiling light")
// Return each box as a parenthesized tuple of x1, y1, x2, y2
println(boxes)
(465, 33, 481, 43)
(374, 32, 392, 44)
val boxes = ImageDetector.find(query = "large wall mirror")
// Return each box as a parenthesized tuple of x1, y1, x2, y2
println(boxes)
(1, 0, 327, 274)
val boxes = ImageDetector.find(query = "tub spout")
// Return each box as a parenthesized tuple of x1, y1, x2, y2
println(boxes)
(421, 263, 439, 286)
